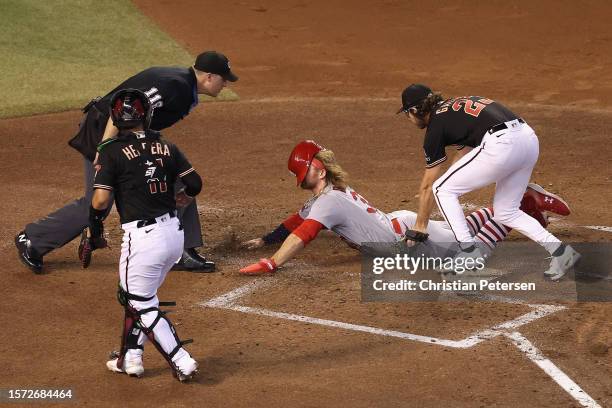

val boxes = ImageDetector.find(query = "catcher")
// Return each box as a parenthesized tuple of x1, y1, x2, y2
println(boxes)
(239, 140, 570, 275)
(85, 89, 200, 381)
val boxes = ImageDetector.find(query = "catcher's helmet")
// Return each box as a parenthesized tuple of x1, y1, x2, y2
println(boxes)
(288, 140, 324, 186)
(110, 88, 152, 130)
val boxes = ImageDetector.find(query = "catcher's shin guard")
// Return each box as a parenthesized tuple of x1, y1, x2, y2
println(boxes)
(115, 284, 193, 377)
(132, 304, 195, 380)
(114, 285, 145, 369)
(116, 285, 194, 379)
(114, 308, 144, 370)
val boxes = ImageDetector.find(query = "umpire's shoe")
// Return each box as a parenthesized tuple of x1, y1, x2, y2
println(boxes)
(15, 231, 43, 274)
(172, 248, 216, 273)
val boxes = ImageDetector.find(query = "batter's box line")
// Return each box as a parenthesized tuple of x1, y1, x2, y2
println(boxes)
(199, 281, 600, 408)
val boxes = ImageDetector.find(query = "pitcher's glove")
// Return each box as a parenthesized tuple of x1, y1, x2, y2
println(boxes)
(78, 228, 108, 269)
(403, 229, 429, 243)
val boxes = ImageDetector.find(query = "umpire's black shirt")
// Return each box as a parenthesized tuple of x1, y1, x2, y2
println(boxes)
(423, 96, 519, 168)
(69, 67, 199, 161)
(93, 130, 196, 224)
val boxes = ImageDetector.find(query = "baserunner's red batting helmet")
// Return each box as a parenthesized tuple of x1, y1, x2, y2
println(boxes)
(288, 140, 325, 186)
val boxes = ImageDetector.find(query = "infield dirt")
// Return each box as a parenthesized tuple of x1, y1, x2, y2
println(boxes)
(1, 1, 610, 407)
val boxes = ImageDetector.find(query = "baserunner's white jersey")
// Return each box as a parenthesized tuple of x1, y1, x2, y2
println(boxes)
(298, 185, 455, 248)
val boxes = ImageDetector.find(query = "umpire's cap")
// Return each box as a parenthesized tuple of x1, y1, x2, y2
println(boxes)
(110, 88, 152, 130)
(397, 84, 432, 114)
(194, 51, 238, 82)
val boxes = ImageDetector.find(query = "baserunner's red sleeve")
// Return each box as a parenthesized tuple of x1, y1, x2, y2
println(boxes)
(292, 219, 324, 245)
(282, 213, 304, 232)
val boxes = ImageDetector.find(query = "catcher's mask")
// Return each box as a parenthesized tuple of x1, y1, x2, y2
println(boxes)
(288, 140, 325, 186)
(110, 88, 152, 130)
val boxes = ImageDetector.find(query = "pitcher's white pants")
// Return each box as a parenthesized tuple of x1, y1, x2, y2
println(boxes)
(119, 214, 189, 362)
(432, 121, 561, 254)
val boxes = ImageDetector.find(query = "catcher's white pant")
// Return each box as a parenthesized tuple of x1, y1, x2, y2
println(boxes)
(119, 213, 190, 364)
(432, 120, 561, 254)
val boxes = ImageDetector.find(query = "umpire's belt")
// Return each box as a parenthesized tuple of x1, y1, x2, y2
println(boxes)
(136, 211, 176, 228)
(488, 118, 525, 136)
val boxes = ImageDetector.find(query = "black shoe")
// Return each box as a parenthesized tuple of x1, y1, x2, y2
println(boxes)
(15, 231, 43, 274)
(172, 248, 216, 273)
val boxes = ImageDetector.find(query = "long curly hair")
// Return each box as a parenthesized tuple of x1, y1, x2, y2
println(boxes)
(315, 149, 349, 190)
(414, 92, 445, 118)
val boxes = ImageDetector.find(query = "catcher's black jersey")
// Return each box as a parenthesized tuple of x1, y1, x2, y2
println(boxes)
(423, 96, 519, 168)
(69, 67, 198, 160)
(93, 130, 195, 224)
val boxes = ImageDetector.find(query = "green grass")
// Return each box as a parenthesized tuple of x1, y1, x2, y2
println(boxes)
(0, 0, 237, 118)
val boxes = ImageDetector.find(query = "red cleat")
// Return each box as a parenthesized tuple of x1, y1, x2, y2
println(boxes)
(523, 183, 571, 216)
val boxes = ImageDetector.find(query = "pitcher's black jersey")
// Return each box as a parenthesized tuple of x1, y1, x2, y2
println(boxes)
(423, 96, 519, 168)
(93, 130, 195, 224)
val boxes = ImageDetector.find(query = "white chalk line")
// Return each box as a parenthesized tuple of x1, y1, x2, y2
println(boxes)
(505, 332, 602, 408)
(199, 279, 270, 308)
(200, 281, 598, 407)
(582, 225, 612, 233)
(227, 304, 464, 348)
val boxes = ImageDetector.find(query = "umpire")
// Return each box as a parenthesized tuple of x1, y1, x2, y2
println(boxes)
(15, 51, 238, 273)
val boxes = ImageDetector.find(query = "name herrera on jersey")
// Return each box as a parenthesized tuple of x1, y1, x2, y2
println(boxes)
(372, 280, 536, 292)
(122, 142, 171, 160)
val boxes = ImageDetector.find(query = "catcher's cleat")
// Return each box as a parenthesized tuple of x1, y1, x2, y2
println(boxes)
(524, 183, 571, 216)
(106, 352, 144, 378)
(172, 248, 216, 273)
(544, 244, 581, 281)
(175, 358, 199, 383)
(15, 231, 43, 274)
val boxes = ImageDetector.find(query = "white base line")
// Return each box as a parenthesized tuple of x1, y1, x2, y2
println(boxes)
(199, 280, 269, 308)
(504, 332, 602, 408)
(200, 282, 599, 408)
(583, 225, 612, 233)
(201, 283, 565, 349)
(228, 304, 463, 347)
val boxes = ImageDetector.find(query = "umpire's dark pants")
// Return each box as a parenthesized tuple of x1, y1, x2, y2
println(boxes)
(24, 115, 203, 258)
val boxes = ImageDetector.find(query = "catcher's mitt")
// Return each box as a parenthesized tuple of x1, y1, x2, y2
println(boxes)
(78, 228, 108, 269)
(402, 229, 429, 243)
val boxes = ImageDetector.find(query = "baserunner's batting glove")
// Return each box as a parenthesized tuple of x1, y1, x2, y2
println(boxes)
(239, 258, 277, 275)
(402, 229, 429, 243)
